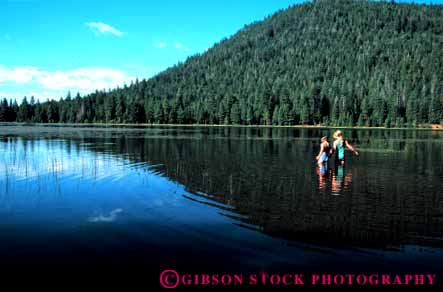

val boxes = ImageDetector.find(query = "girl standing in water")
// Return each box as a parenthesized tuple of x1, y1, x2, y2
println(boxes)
(316, 136, 331, 166)
(331, 130, 359, 165)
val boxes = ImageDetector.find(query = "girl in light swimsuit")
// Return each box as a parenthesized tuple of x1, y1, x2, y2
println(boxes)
(331, 130, 359, 165)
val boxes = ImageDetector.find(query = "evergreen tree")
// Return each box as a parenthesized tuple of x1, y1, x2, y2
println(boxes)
(0, 99, 10, 122)
(2, 0, 443, 127)
(17, 97, 31, 122)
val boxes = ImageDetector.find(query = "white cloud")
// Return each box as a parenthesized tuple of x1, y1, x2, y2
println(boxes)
(86, 21, 123, 37)
(38, 67, 133, 91)
(154, 40, 167, 49)
(174, 42, 190, 52)
(0, 65, 137, 101)
(0, 65, 40, 84)
(152, 41, 190, 51)
(88, 209, 123, 223)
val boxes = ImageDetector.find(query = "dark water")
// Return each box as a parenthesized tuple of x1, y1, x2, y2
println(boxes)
(0, 126, 442, 286)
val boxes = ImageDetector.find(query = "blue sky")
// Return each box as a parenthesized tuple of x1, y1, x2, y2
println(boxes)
(0, 0, 439, 102)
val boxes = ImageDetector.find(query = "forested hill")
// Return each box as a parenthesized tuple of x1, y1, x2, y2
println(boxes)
(2, 0, 443, 127)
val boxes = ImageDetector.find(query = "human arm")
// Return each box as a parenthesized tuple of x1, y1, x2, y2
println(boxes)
(345, 140, 359, 156)
(330, 141, 336, 156)
(316, 143, 325, 161)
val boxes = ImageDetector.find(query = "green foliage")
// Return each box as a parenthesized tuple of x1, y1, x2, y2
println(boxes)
(0, 99, 16, 122)
(2, 0, 443, 126)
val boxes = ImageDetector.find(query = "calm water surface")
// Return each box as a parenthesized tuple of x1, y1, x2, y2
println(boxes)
(0, 125, 442, 278)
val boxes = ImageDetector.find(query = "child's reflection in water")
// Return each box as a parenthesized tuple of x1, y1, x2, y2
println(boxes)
(316, 163, 353, 195)
(317, 163, 329, 192)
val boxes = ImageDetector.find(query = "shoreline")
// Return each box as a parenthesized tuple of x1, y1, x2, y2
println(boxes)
(0, 122, 442, 131)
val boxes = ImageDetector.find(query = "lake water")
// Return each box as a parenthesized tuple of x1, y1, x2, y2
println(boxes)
(0, 125, 442, 286)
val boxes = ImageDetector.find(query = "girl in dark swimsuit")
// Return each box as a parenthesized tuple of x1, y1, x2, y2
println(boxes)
(316, 136, 331, 166)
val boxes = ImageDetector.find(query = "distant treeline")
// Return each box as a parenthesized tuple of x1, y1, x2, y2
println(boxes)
(1, 0, 443, 127)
